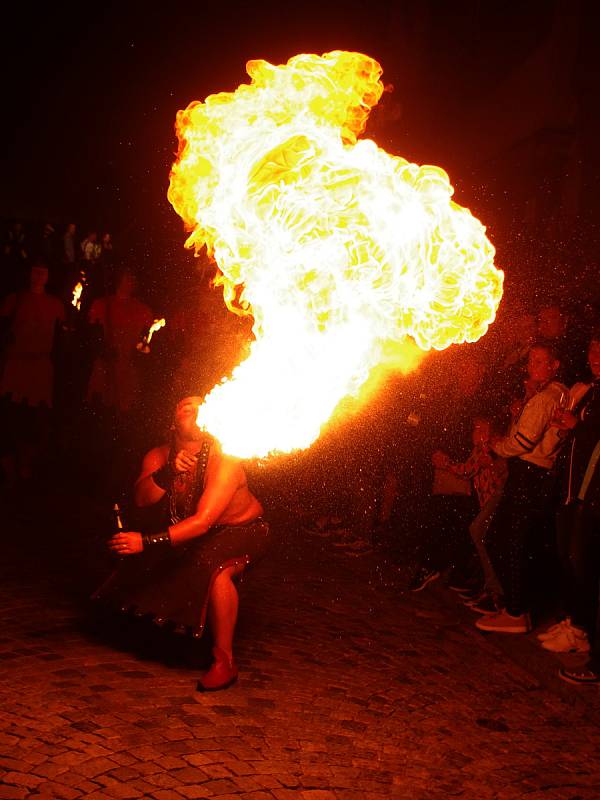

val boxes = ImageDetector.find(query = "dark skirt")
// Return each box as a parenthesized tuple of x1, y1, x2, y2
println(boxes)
(92, 518, 271, 636)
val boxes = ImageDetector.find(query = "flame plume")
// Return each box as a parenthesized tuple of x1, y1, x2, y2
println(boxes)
(168, 51, 503, 458)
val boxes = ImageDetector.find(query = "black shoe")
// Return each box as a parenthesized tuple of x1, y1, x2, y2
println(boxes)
(409, 567, 440, 592)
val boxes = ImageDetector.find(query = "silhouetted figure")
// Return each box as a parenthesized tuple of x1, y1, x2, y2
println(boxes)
(0, 263, 65, 482)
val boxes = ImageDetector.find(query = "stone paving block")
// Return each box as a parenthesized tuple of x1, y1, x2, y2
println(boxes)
(74, 755, 118, 778)
(33, 780, 83, 799)
(149, 792, 185, 800)
(176, 787, 213, 799)
(154, 755, 190, 770)
(1, 771, 45, 789)
(0, 787, 28, 800)
(144, 772, 182, 789)
(100, 781, 145, 799)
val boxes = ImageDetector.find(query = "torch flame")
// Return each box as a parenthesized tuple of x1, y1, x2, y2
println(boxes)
(168, 51, 504, 458)
(147, 318, 166, 344)
(71, 281, 83, 311)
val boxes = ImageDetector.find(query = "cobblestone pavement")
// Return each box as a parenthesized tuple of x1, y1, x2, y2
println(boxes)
(1, 496, 599, 800)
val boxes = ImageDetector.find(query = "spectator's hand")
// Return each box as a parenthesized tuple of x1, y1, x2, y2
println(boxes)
(552, 409, 578, 431)
(432, 450, 450, 468)
(174, 450, 198, 474)
(109, 532, 143, 556)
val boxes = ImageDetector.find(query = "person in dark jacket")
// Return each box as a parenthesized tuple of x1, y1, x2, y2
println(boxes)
(542, 332, 600, 683)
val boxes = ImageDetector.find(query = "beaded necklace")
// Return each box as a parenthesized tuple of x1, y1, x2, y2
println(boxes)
(168, 439, 211, 524)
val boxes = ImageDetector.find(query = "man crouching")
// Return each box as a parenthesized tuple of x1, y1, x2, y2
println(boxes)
(93, 396, 270, 691)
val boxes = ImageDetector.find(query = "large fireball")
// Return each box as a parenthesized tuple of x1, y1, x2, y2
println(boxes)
(168, 51, 503, 457)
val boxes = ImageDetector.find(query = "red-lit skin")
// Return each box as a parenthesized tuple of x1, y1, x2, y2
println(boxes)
(110, 396, 262, 553)
(108, 396, 263, 661)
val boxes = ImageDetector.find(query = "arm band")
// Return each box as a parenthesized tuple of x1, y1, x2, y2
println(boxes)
(141, 530, 172, 551)
(151, 462, 176, 490)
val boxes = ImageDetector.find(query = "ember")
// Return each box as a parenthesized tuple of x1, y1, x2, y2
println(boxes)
(168, 51, 504, 457)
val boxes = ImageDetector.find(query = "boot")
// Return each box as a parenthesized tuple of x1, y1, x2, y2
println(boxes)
(197, 646, 238, 691)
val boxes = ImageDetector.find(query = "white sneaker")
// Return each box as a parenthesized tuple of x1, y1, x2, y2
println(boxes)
(537, 619, 569, 642)
(541, 620, 590, 653)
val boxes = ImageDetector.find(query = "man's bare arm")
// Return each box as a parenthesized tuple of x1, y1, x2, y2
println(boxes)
(134, 447, 169, 507)
(168, 458, 243, 545)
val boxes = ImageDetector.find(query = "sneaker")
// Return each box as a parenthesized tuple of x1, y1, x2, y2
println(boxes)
(467, 593, 500, 616)
(558, 667, 600, 685)
(541, 621, 590, 653)
(537, 619, 569, 642)
(408, 567, 440, 592)
(475, 609, 531, 634)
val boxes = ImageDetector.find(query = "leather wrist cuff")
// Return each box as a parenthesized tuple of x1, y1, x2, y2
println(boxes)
(141, 530, 172, 551)
(151, 463, 175, 490)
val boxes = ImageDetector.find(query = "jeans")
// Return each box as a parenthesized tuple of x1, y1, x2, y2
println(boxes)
(487, 460, 557, 617)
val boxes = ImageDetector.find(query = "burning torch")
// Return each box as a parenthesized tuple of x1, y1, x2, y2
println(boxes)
(71, 270, 87, 312)
(137, 318, 166, 354)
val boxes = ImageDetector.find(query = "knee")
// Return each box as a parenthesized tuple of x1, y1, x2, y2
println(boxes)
(214, 563, 246, 584)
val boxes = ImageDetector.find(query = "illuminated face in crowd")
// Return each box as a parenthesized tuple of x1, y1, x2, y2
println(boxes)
(174, 396, 203, 441)
(527, 346, 559, 385)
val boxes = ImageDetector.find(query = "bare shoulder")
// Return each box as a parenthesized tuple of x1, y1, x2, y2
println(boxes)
(207, 442, 246, 483)
(141, 445, 169, 473)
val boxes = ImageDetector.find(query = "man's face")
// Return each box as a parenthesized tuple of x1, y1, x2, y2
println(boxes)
(30, 266, 48, 292)
(527, 346, 558, 384)
(174, 396, 203, 441)
(588, 340, 600, 379)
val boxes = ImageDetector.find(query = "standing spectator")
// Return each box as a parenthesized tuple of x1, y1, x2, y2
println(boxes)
(63, 223, 77, 265)
(407, 355, 487, 592)
(536, 302, 581, 385)
(100, 232, 113, 260)
(2, 221, 29, 295)
(81, 231, 101, 264)
(39, 223, 57, 266)
(476, 344, 568, 633)
(0, 262, 65, 481)
(432, 417, 508, 612)
(541, 332, 600, 681)
(86, 269, 152, 414)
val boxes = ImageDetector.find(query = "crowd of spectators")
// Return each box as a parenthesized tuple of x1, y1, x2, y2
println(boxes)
(394, 301, 600, 687)
(0, 216, 599, 689)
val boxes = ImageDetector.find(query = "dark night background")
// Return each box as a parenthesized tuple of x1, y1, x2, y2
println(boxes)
(3, 0, 599, 307)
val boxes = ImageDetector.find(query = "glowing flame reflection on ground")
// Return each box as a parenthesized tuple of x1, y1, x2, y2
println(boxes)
(168, 51, 504, 458)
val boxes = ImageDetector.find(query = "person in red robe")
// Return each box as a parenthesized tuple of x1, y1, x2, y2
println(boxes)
(86, 270, 153, 413)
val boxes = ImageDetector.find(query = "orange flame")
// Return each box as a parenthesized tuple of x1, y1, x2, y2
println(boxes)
(168, 51, 504, 458)
(71, 281, 83, 311)
(146, 317, 166, 344)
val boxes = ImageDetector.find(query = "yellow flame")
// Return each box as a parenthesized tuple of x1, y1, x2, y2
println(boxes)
(71, 282, 83, 311)
(168, 51, 504, 458)
(147, 317, 166, 344)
